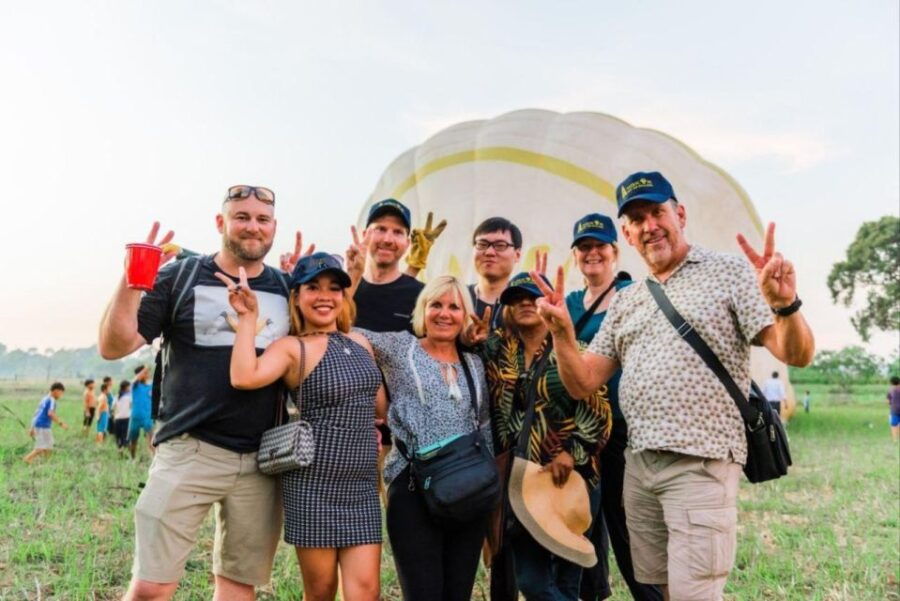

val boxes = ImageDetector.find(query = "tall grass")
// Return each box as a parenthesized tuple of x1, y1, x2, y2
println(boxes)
(1, 381, 897, 600)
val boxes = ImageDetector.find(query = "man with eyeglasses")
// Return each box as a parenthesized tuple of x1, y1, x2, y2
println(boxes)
(99, 185, 290, 601)
(469, 217, 524, 331)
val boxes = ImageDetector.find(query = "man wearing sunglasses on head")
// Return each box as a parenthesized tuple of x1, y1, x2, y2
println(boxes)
(99, 185, 290, 601)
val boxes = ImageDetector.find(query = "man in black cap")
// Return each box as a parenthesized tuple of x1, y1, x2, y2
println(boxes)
(353, 199, 427, 332)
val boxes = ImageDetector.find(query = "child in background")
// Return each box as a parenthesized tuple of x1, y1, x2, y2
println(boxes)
(113, 380, 132, 456)
(81, 378, 97, 435)
(802, 390, 811, 414)
(95, 381, 110, 444)
(24, 382, 68, 464)
(128, 365, 154, 460)
(102, 376, 115, 436)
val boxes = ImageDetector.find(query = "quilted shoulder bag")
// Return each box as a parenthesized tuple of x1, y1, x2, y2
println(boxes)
(257, 339, 316, 475)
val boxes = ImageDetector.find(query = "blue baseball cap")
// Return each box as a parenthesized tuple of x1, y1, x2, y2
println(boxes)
(500, 272, 553, 305)
(615, 171, 677, 217)
(366, 198, 411, 230)
(571, 213, 617, 246)
(289, 252, 352, 289)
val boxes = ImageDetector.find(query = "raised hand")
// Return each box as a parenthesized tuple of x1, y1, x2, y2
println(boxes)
(530, 266, 574, 336)
(534, 248, 548, 275)
(214, 267, 259, 316)
(346, 225, 371, 282)
(145, 222, 177, 266)
(463, 306, 493, 345)
(280, 231, 316, 274)
(736, 223, 796, 308)
(406, 211, 448, 270)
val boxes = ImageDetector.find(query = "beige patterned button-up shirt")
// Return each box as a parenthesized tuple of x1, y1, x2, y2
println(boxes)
(588, 245, 773, 464)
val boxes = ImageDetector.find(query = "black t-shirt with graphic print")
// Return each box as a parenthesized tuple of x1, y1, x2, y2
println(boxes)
(137, 254, 290, 452)
(353, 274, 424, 334)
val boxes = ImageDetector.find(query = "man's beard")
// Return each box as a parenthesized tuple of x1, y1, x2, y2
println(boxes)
(224, 234, 273, 261)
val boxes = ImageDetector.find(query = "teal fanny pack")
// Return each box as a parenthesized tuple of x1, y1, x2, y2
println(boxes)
(416, 434, 465, 459)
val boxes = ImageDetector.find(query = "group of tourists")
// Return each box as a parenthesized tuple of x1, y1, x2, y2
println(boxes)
(96, 170, 814, 601)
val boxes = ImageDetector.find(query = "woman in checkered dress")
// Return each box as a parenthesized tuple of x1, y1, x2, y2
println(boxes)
(218, 253, 387, 601)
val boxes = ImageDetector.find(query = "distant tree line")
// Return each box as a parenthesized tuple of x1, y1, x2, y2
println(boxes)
(0, 342, 155, 382)
(789, 346, 899, 390)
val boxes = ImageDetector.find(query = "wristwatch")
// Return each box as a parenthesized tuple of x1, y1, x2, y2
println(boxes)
(772, 296, 802, 317)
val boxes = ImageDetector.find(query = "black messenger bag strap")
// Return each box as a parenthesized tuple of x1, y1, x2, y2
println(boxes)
(514, 335, 555, 459)
(645, 279, 762, 429)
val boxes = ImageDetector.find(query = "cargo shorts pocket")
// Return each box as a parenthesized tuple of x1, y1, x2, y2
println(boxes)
(686, 507, 737, 578)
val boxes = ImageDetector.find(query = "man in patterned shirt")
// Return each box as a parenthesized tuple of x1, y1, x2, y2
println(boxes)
(531, 171, 814, 601)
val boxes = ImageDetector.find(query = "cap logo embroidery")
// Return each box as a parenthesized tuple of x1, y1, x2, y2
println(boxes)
(622, 177, 654, 196)
(577, 220, 604, 233)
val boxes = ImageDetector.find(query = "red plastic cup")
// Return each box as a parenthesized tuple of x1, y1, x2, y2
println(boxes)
(125, 243, 163, 291)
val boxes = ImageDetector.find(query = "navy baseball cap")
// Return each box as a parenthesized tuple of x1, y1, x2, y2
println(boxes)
(500, 272, 553, 305)
(366, 198, 412, 230)
(289, 252, 352, 289)
(616, 171, 677, 217)
(571, 213, 617, 247)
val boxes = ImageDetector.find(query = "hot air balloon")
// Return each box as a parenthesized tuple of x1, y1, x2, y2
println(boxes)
(359, 108, 795, 416)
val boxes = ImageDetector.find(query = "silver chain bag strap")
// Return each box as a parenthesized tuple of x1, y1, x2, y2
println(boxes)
(257, 339, 315, 475)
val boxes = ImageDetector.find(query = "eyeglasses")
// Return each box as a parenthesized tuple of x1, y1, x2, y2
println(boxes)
(226, 185, 276, 205)
(474, 239, 515, 252)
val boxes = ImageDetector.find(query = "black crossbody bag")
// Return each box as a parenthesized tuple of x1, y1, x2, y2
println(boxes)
(395, 345, 501, 522)
(646, 279, 792, 483)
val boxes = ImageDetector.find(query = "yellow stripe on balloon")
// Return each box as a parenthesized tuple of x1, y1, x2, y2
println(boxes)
(391, 146, 616, 204)
(388, 142, 763, 236)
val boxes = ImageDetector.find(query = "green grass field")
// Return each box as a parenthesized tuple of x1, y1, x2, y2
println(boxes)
(1, 381, 897, 600)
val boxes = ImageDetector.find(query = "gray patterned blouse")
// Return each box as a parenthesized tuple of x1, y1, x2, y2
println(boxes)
(356, 329, 493, 486)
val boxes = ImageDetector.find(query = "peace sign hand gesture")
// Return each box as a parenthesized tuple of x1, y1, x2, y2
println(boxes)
(463, 306, 493, 345)
(214, 267, 259, 317)
(407, 211, 448, 270)
(736, 223, 797, 309)
(280, 231, 316, 274)
(346, 225, 371, 283)
(530, 266, 575, 337)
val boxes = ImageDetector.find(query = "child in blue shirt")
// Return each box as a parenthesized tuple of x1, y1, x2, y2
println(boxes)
(24, 382, 68, 464)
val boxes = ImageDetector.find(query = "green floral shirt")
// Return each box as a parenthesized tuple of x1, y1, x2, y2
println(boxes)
(479, 331, 612, 488)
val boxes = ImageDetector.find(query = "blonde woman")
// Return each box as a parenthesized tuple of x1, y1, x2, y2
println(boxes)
(356, 275, 492, 601)
(218, 252, 386, 601)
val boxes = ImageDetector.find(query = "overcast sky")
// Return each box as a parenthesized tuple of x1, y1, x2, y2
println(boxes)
(0, 1, 897, 357)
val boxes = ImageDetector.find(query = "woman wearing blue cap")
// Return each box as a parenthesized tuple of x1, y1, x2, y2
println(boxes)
(471, 272, 612, 601)
(216, 252, 386, 601)
(566, 214, 661, 601)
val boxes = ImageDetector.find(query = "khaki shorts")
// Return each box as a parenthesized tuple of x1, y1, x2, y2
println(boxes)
(623, 449, 741, 601)
(133, 435, 283, 585)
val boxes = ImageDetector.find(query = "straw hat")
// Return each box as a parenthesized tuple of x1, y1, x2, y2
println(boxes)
(508, 456, 597, 568)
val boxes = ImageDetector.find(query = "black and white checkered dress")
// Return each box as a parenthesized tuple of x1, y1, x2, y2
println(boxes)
(282, 333, 383, 547)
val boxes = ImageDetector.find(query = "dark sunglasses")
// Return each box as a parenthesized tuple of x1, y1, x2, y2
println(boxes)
(226, 185, 275, 205)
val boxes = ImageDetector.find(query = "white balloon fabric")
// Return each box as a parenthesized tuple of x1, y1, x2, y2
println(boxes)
(361, 108, 793, 410)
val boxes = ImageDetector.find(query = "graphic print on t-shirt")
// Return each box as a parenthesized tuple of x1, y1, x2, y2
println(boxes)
(192, 285, 289, 348)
